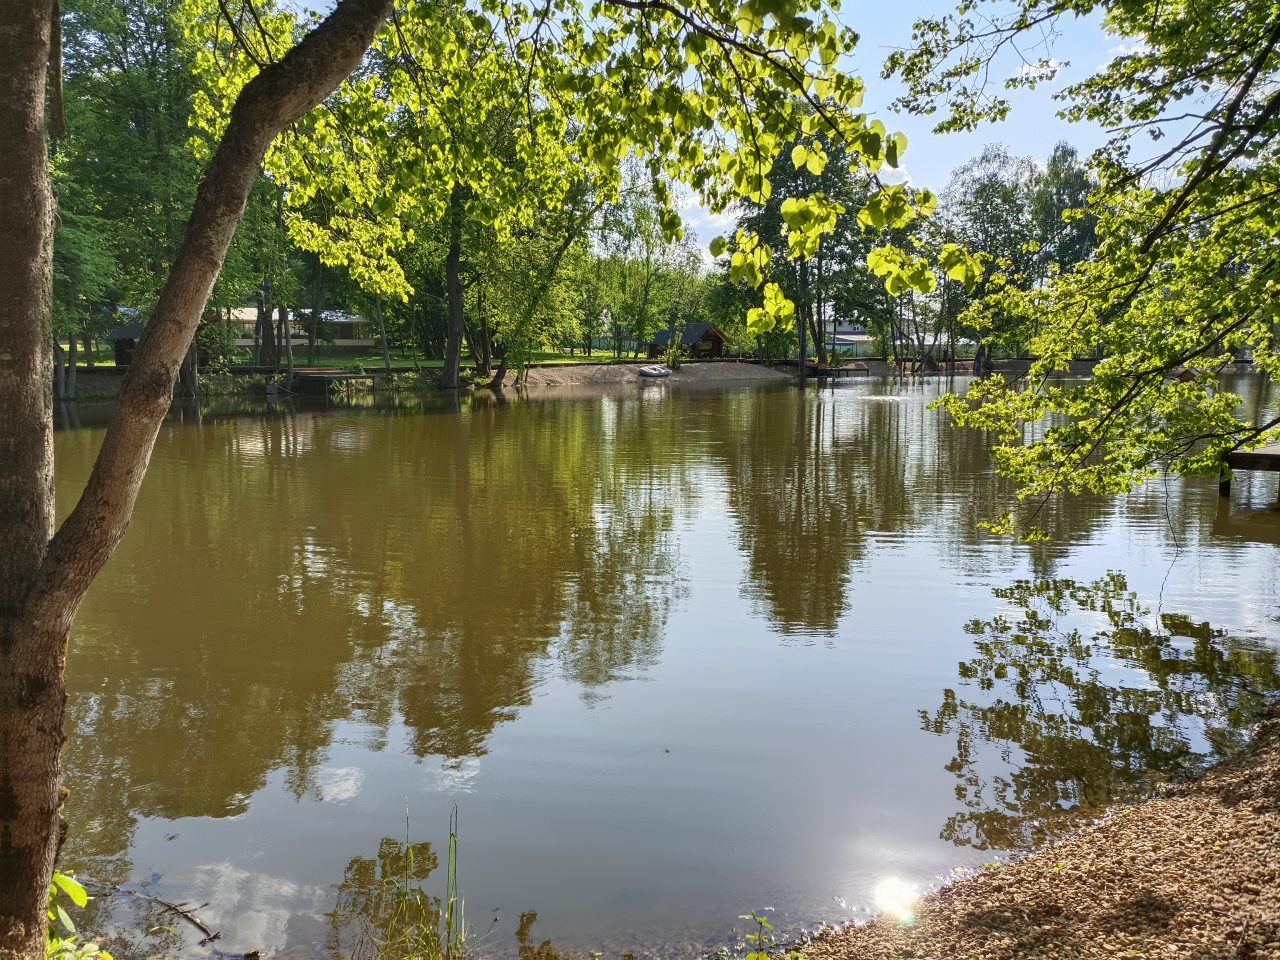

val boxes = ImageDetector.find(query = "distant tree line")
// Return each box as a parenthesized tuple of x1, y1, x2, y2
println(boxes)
(51, 0, 1100, 395)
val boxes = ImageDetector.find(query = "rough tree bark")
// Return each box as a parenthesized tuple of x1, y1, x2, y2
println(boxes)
(0, 5, 61, 955)
(0, 2, 393, 957)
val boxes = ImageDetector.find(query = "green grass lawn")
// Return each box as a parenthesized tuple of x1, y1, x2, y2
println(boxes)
(297, 348, 641, 369)
(65, 342, 640, 371)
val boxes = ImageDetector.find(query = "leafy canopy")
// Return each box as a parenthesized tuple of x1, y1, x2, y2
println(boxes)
(892, 0, 1280, 529)
(183, 0, 943, 334)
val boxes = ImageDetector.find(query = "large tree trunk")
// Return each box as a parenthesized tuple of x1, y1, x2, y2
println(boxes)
(0, 2, 392, 957)
(442, 186, 465, 390)
(0, 3, 63, 956)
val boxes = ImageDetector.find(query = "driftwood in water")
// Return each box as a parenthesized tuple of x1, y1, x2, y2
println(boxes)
(112, 885, 221, 945)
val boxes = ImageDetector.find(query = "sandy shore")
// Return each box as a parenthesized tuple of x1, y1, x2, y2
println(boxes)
(513, 360, 793, 387)
(803, 703, 1280, 959)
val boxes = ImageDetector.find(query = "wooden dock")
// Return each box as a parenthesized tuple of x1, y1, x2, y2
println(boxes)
(293, 368, 378, 397)
(805, 363, 868, 379)
(779, 359, 873, 378)
(1221, 443, 1280, 495)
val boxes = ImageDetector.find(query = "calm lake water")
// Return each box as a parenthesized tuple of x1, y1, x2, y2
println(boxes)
(56, 376, 1280, 959)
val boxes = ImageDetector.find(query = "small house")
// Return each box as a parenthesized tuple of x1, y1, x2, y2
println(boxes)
(107, 323, 144, 367)
(107, 321, 211, 368)
(647, 322, 728, 360)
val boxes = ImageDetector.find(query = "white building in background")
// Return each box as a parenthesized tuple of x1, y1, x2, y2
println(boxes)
(227, 307, 376, 349)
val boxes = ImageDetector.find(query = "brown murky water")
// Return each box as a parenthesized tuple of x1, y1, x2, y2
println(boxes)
(56, 377, 1280, 958)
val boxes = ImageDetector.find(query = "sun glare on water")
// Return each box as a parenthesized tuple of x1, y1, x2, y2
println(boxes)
(873, 877, 919, 924)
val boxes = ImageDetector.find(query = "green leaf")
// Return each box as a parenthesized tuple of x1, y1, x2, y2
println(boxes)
(56, 904, 76, 936)
(885, 131, 907, 168)
(709, 236, 727, 258)
(53, 873, 88, 908)
(857, 196, 886, 230)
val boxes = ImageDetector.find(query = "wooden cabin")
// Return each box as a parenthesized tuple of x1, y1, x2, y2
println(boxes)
(107, 321, 211, 368)
(107, 323, 144, 367)
(647, 322, 728, 360)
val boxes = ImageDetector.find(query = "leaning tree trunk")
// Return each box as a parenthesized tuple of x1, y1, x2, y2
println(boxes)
(488, 351, 508, 390)
(0, 2, 393, 957)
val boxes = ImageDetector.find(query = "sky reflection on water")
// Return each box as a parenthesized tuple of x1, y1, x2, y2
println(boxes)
(55, 377, 1280, 958)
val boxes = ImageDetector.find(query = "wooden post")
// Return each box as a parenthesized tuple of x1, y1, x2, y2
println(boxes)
(1219, 463, 1231, 497)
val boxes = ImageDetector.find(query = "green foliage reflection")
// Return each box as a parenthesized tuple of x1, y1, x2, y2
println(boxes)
(327, 838, 441, 960)
(925, 574, 1280, 851)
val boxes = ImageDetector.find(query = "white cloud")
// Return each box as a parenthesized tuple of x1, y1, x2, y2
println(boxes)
(677, 190, 736, 265)
(186, 862, 329, 955)
(423, 756, 482, 793)
(1015, 58, 1065, 82)
(314, 765, 365, 803)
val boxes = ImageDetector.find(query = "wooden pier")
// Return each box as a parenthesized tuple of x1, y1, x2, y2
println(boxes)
(292, 368, 378, 397)
(809, 362, 869, 379)
(780, 359, 873, 378)
(1220, 443, 1280, 495)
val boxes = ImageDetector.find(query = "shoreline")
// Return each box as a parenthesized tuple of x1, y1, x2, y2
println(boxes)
(513, 359, 796, 387)
(801, 702, 1280, 959)
(63, 358, 1267, 401)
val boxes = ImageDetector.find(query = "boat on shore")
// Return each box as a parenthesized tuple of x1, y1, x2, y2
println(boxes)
(637, 365, 672, 378)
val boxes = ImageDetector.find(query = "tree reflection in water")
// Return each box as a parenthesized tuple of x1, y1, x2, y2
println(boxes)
(327, 838, 441, 960)
(325, 838, 586, 960)
(925, 573, 1280, 852)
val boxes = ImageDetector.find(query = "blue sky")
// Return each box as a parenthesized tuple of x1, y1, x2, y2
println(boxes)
(682, 1, 1120, 245)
